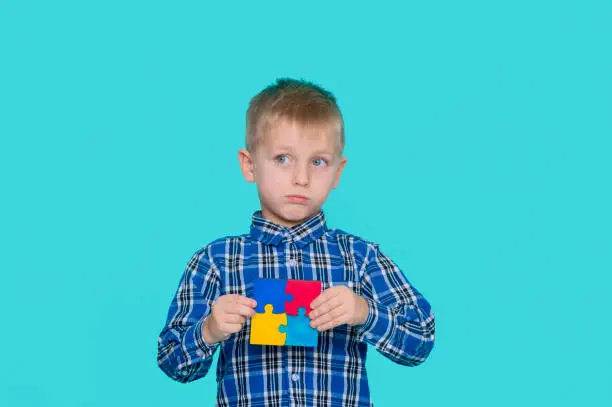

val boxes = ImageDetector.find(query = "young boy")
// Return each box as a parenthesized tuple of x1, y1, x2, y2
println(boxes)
(157, 78, 435, 406)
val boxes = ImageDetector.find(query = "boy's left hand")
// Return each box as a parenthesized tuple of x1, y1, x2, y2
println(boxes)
(309, 286, 369, 331)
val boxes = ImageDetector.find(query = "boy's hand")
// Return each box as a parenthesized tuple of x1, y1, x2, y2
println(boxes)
(309, 286, 369, 331)
(202, 294, 257, 344)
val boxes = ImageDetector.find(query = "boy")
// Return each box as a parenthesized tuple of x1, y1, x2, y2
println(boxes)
(157, 78, 435, 406)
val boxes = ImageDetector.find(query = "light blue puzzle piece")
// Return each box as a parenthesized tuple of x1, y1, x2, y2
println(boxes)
(278, 307, 318, 347)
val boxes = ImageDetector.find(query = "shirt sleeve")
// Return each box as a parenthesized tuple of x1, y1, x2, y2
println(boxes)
(157, 246, 221, 382)
(355, 243, 435, 366)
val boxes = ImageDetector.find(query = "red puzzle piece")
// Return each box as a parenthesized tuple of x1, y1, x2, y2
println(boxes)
(284, 280, 322, 317)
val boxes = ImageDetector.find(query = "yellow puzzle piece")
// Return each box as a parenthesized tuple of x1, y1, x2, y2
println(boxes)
(250, 304, 287, 345)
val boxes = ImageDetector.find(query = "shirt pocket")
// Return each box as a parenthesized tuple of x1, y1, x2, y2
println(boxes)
(322, 255, 361, 295)
(217, 256, 258, 298)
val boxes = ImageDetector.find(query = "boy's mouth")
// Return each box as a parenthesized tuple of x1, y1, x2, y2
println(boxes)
(286, 195, 309, 203)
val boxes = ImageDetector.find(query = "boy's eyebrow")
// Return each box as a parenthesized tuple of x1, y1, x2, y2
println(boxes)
(273, 145, 295, 151)
(312, 149, 333, 155)
(273, 146, 333, 156)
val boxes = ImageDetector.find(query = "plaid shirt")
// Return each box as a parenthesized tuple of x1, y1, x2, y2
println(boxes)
(157, 210, 435, 407)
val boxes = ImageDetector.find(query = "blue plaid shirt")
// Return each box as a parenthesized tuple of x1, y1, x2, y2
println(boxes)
(157, 210, 435, 407)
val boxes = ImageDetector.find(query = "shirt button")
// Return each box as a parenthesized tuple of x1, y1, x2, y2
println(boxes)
(366, 333, 373, 340)
(291, 373, 299, 382)
(289, 259, 297, 267)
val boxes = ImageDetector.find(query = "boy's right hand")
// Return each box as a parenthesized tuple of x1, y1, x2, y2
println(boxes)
(202, 294, 257, 344)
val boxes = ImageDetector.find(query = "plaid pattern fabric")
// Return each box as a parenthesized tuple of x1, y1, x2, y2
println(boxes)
(157, 210, 435, 407)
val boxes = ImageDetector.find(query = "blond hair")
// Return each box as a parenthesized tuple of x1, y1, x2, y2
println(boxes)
(246, 78, 344, 157)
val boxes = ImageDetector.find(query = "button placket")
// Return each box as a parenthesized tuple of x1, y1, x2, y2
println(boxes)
(287, 241, 300, 279)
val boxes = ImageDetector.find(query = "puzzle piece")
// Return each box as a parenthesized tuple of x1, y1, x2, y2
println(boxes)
(284, 279, 322, 317)
(278, 307, 318, 347)
(250, 278, 320, 347)
(253, 278, 293, 314)
(250, 304, 287, 345)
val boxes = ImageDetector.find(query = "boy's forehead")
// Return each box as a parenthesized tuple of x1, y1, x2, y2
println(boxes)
(264, 119, 338, 153)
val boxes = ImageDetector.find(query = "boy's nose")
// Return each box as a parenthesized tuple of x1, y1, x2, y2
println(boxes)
(292, 163, 310, 186)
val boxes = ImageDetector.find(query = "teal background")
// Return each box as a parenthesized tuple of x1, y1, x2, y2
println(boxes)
(1, 1, 610, 406)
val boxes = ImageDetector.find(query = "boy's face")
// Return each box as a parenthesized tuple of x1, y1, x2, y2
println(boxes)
(238, 119, 347, 228)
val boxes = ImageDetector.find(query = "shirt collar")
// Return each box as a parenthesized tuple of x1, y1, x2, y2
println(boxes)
(249, 209, 328, 248)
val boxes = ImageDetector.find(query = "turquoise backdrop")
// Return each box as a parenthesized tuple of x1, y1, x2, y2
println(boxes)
(1, 1, 610, 406)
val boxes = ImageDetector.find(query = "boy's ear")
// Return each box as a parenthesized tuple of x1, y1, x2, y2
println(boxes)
(238, 149, 256, 183)
(332, 157, 347, 189)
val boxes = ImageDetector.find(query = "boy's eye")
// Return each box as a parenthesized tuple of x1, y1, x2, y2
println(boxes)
(312, 158, 328, 167)
(275, 155, 289, 164)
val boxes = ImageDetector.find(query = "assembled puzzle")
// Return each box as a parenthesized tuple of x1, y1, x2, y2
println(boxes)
(250, 278, 322, 347)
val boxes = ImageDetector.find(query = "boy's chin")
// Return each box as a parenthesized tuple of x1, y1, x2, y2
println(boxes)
(267, 205, 319, 226)
(283, 204, 319, 218)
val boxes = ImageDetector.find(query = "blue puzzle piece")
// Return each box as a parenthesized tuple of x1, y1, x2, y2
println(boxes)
(278, 307, 318, 347)
(254, 278, 293, 314)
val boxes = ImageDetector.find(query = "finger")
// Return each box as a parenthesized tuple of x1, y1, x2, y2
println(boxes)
(310, 288, 341, 310)
(236, 295, 257, 308)
(311, 309, 347, 329)
(309, 297, 343, 319)
(228, 294, 255, 307)
(310, 312, 331, 328)
(228, 303, 257, 318)
(224, 314, 246, 324)
(311, 308, 342, 327)
(316, 317, 346, 332)
(309, 288, 336, 309)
